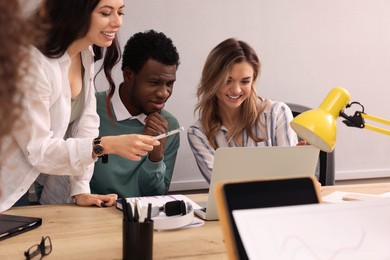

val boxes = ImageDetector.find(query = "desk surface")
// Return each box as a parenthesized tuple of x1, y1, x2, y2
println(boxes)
(2, 183, 390, 260)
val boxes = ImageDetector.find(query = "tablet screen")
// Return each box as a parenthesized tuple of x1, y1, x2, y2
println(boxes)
(222, 177, 320, 260)
(0, 214, 42, 241)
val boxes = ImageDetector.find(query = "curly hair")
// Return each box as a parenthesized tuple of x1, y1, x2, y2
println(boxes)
(106, 29, 180, 117)
(0, 1, 32, 148)
(195, 38, 264, 149)
(121, 29, 180, 72)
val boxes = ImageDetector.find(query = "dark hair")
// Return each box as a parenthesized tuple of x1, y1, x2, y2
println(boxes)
(106, 29, 179, 116)
(32, 0, 121, 98)
(121, 29, 180, 72)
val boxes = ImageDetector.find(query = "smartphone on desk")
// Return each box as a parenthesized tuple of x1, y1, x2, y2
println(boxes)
(215, 176, 321, 260)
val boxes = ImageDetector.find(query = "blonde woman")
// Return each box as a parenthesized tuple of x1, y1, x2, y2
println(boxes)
(188, 38, 298, 183)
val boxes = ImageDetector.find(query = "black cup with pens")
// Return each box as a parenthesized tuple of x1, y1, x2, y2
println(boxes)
(122, 198, 153, 260)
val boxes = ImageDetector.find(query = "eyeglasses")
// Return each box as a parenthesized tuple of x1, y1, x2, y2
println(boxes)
(24, 236, 52, 260)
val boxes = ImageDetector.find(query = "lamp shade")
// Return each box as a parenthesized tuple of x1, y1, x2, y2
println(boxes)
(290, 87, 351, 152)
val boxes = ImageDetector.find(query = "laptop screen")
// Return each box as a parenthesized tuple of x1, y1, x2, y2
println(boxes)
(196, 145, 320, 221)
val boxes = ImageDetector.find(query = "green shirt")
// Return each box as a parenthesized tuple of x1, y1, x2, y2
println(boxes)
(91, 91, 180, 198)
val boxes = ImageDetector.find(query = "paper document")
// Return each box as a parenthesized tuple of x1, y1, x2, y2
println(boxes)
(116, 194, 202, 210)
(233, 199, 390, 259)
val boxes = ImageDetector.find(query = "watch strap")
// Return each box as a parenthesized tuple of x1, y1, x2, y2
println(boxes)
(93, 137, 108, 164)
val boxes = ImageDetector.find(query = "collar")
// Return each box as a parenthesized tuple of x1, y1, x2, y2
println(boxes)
(57, 51, 71, 69)
(110, 85, 147, 125)
(58, 48, 93, 71)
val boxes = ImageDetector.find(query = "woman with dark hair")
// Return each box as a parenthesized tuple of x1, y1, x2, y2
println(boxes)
(0, 0, 159, 212)
(188, 38, 299, 183)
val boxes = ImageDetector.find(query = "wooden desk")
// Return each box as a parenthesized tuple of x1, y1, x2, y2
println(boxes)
(2, 183, 390, 260)
(0, 194, 225, 260)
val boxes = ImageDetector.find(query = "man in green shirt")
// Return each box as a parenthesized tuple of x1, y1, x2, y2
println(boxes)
(91, 30, 180, 198)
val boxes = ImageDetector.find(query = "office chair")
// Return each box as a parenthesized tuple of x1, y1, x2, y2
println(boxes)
(286, 103, 336, 186)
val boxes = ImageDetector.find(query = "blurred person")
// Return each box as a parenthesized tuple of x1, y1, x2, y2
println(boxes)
(0, 0, 31, 153)
(0, 0, 34, 205)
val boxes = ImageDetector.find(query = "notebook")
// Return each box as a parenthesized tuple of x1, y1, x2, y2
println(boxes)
(214, 177, 321, 259)
(0, 214, 42, 241)
(232, 198, 390, 259)
(194, 145, 320, 221)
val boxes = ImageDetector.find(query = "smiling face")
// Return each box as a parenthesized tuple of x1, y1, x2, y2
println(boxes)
(122, 59, 177, 116)
(85, 0, 124, 47)
(216, 61, 254, 112)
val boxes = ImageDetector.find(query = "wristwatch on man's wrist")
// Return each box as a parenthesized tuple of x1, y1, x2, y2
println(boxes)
(93, 137, 108, 163)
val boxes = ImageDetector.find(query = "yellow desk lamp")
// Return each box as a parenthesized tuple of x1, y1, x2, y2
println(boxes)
(290, 87, 390, 153)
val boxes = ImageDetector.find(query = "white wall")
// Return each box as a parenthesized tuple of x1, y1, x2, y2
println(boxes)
(26, 0, 390, 190)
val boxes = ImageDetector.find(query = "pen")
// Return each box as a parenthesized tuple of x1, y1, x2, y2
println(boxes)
(146, 203, 152, 222)
(153, 126, 184, 140)
(121, 198, 129, 221)
(126, 202, 133, 222)
(342, 193, 381, 201)
(133, 201, 139, 222)
(135, 199, 146, 222)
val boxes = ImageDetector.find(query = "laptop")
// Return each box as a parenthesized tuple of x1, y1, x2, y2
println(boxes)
(0, 214, 42, 241)
(194, 145, 320, 221)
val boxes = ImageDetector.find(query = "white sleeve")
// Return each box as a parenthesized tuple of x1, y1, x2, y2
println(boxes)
(15, 48, 95, 176)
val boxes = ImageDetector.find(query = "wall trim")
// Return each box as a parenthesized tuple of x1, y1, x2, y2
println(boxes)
(336, 169, 390, 180)
(170, 169, 390, 191)
(169, 180, 209, 192)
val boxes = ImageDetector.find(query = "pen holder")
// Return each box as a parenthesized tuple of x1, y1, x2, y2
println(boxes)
(123, 220, 153, 260)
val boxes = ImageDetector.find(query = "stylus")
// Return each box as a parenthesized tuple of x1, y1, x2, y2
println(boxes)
(342, 193, 382, 201)
(153, 127, 185, 140)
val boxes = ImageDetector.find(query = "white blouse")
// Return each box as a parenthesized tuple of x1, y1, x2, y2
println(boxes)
(0, 46, 99, 212)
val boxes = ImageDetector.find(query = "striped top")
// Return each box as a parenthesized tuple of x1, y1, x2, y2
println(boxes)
(187, 98, 298, 183)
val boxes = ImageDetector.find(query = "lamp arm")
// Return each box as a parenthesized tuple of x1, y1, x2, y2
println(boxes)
(361, 113, 390, 136)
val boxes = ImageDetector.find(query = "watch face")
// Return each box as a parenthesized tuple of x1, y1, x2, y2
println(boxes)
(93, 144, 104, 156)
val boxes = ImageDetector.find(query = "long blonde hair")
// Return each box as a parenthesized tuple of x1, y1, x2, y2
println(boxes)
(194, 38, 264, 149)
